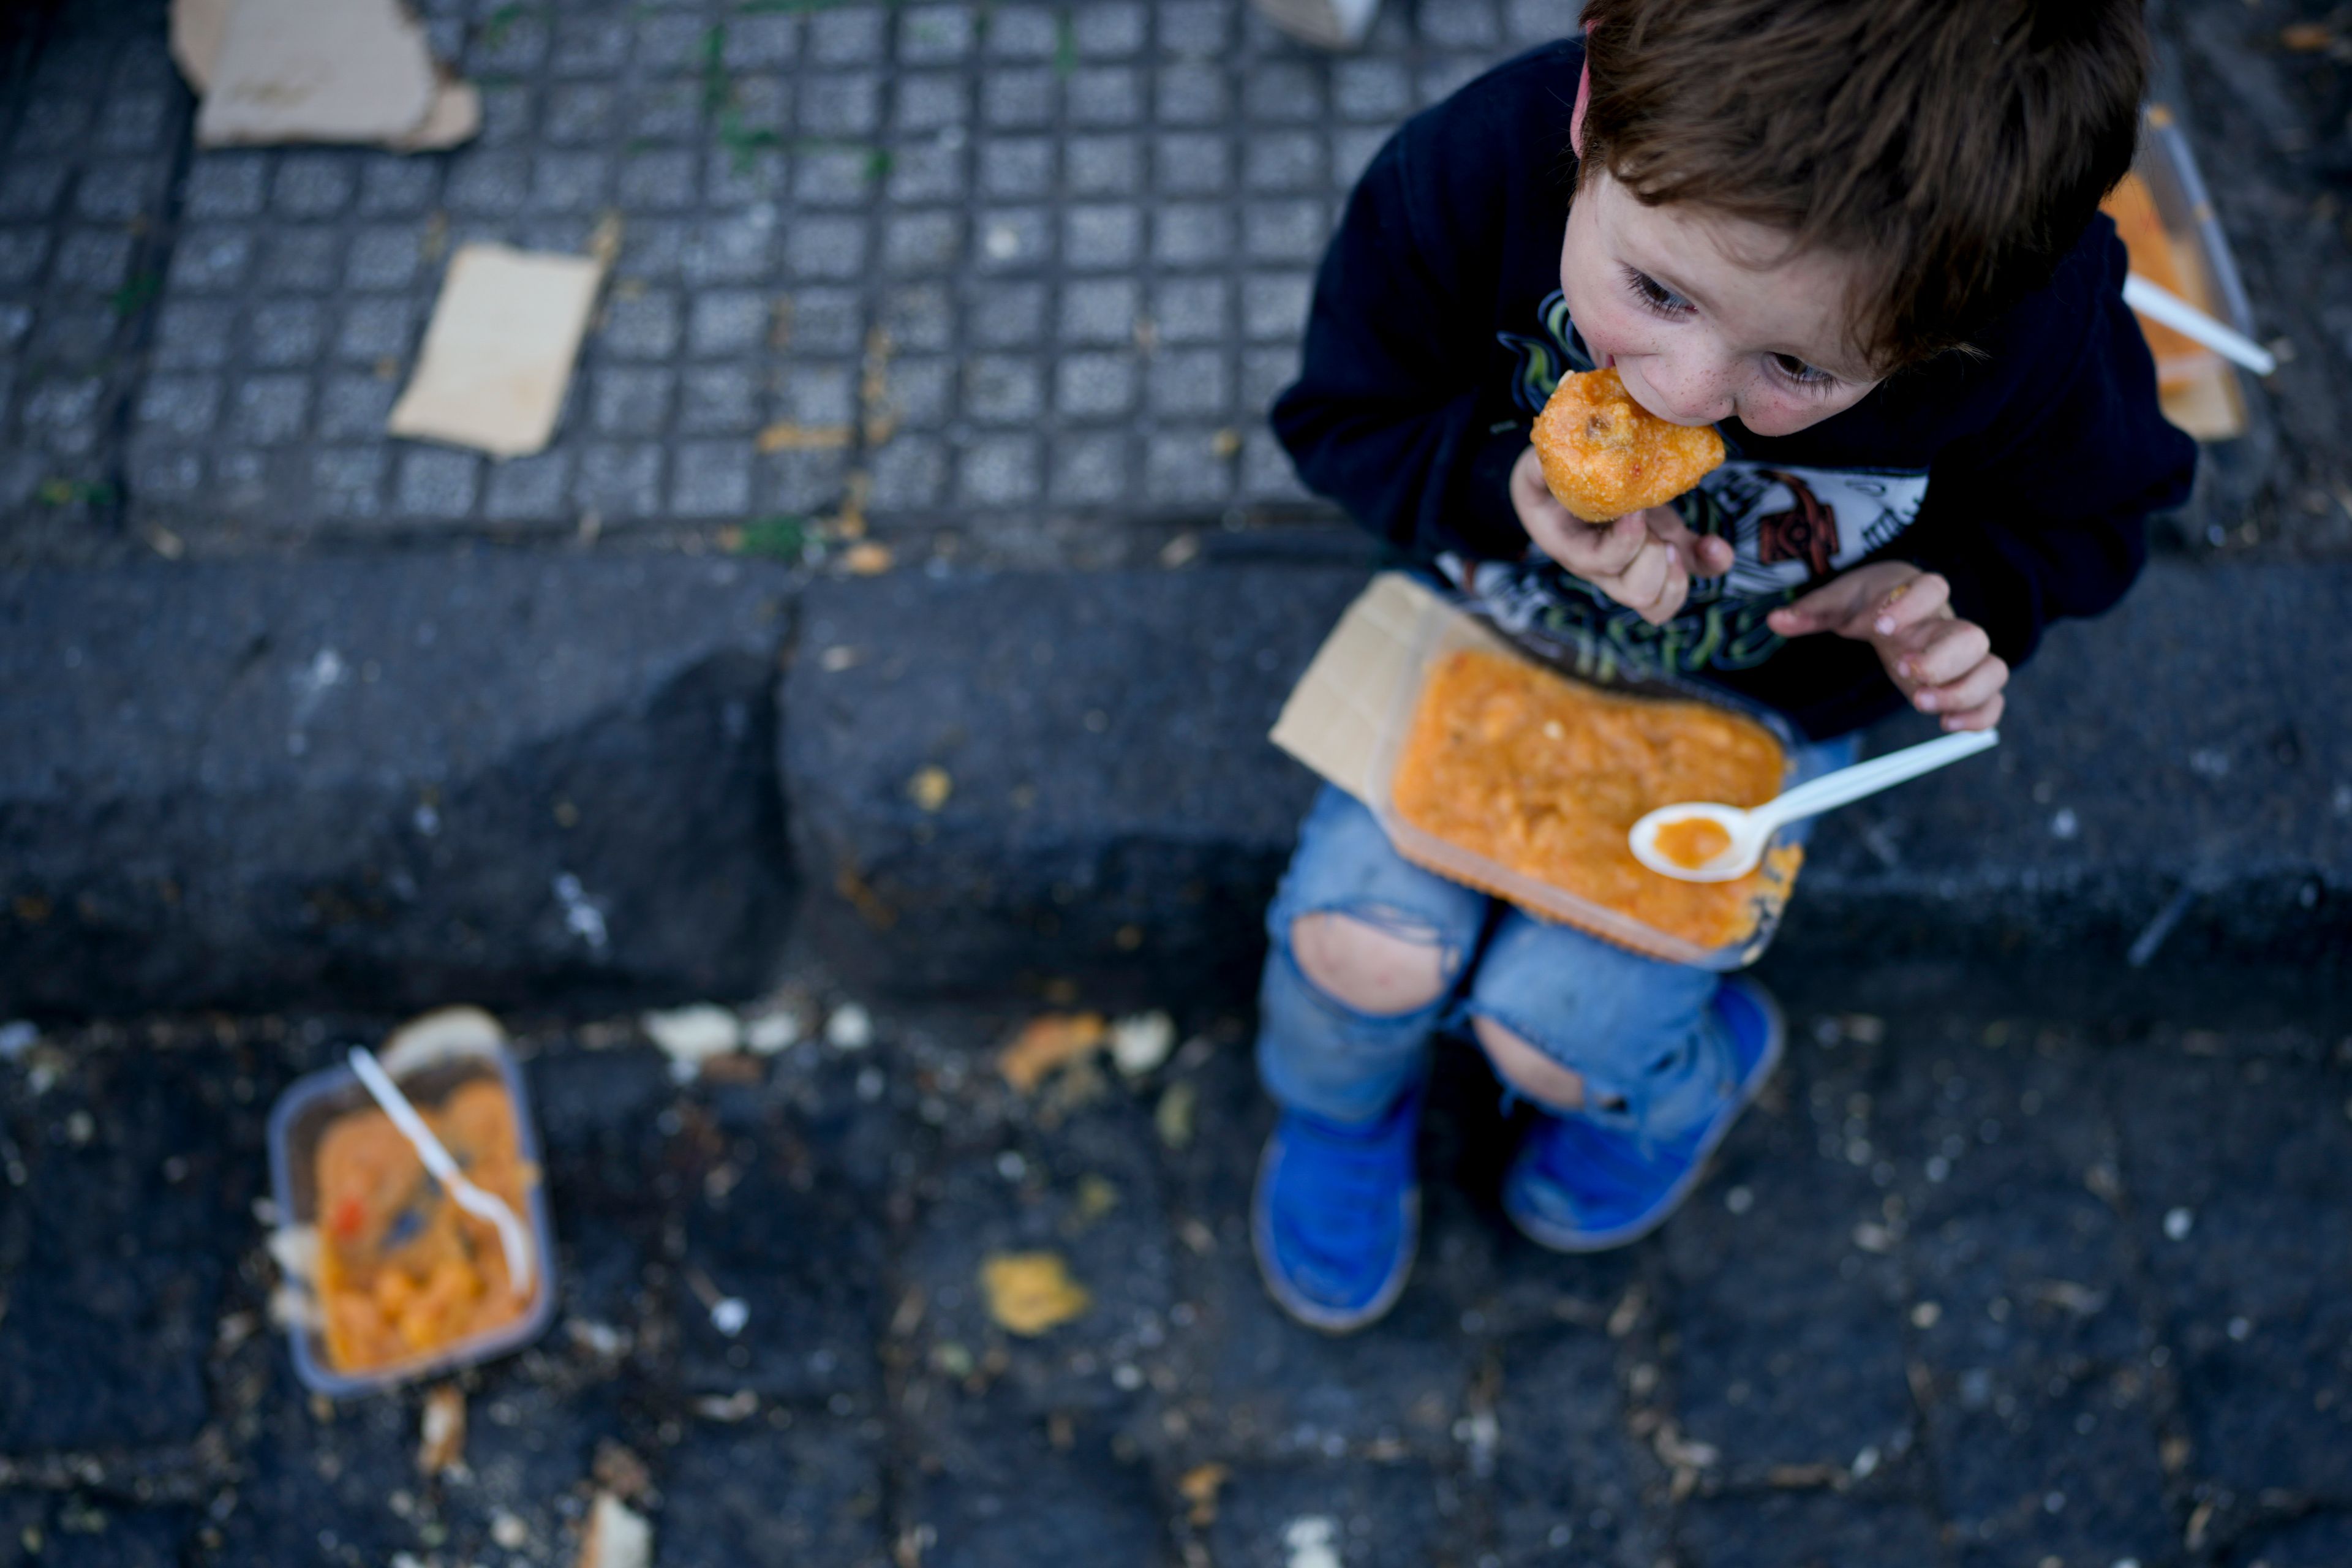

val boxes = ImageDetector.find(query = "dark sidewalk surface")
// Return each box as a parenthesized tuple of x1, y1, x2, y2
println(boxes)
(6, 551, 2347, 1017)
(2, 969, 2348, 1567)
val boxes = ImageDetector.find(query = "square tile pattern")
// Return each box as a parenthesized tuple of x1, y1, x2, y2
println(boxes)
(3, 0, 1564, 534)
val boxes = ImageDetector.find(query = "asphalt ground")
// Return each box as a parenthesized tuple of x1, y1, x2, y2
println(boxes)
(2, 960, 2348, 1567)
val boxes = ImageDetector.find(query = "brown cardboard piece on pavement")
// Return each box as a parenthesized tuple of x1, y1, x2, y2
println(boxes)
(388, 243, 608, 459)
(168, 0, 231, 92)
(390, 74, 483, 153)
(189, 0, 475, 151)
(2158, 361, 2248, 443)
(175, 0, 482, 152)
(1269, 571, 1476, 804)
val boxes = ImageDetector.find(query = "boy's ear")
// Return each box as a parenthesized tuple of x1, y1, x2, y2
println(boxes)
(1570, 59, 1590, 159)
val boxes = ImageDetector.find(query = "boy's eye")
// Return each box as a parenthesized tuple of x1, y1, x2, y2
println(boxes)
(1769, 352, 1834, 387)
(1625, 268, 1695, 315)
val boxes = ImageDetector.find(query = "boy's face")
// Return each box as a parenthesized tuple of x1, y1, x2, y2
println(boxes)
(1558, 168, 1885, 437)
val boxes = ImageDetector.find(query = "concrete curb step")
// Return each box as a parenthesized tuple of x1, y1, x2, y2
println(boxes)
(788, 559, 2351, 994)
(4, 554, 2345, 1016)
(2, 554, 797, 1014)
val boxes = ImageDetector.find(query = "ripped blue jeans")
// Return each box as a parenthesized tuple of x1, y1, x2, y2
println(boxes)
(1257, 736, 1856, 1139)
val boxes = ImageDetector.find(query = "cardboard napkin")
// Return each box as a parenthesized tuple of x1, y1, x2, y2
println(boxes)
(388, 244, 608, 459)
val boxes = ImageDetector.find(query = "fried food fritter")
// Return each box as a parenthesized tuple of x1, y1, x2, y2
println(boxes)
(1532, 366, 1726, 523)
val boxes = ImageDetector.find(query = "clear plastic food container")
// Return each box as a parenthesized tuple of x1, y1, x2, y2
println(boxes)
(1366, 609, 1804, 971)
(2136, 104, 2258, 355)
(266, 1018, 557, 1396)
(2119, 102, 2259, 440)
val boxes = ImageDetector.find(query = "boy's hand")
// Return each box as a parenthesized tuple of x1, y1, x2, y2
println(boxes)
(1766, 562, 2008, 731)
(1510, 445, 1735, 626)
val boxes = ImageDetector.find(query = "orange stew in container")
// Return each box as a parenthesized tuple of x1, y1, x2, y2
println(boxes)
(2101, 172, 2212, 390)
(1391, 648, 1796, 950)
(313, 1079, 538, 1374)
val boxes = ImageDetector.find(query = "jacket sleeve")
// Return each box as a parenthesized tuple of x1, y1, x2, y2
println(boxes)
(1269, 130, 1532, 562)
(1898, 226, 2198, 671)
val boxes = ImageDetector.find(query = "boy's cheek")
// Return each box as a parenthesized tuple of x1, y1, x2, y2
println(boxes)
(1564, 305, 1645, 379)
(1561, 279, 1629, 353)
(1732, 396, 1811, 437)
(1734, 383, 1875, 437)
(1556, 261, 1636, 364)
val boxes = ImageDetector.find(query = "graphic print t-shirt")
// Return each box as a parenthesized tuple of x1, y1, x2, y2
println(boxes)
(1270, 40, 2196, 740)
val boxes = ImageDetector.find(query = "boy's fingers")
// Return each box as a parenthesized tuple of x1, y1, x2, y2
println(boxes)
(1877, 607, 1956, 664)
(1509, 445, 1554, 503)
(1637, 507, 1732, 575)
(1521, 495, 1577, 538)
(1521, 513, 1591, 573)
(1940, 691, 2005, 732)
(1542, 515, 1612, 573)
(1588, 513, 1654, 576)
(1565, 515, 1648, 580)
(1638, 552, 1691, 626)
(1634, 504, 1691, 544)
(1868, 571, 1948, 636)
(1914, 654, 2008, 716)
(1613, 537, 1673, 612)
(1894, 619, 1991, 687)
(1771, 572, 1872, 635)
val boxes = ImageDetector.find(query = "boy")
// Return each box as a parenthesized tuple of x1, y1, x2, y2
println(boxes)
(1254, 0, 2196, 1331)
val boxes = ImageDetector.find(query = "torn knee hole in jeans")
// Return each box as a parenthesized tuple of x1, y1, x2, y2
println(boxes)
(1288, 905, 1461, 1018)
(1471, 1011, 1626, 1114)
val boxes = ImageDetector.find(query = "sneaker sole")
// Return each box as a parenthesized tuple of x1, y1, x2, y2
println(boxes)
(1251, 1134, 1420, 1335)
(1504, 977, 1785, 1254)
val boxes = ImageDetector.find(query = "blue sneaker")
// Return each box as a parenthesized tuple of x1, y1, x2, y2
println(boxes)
(1251, 1088, 1423, 1333)
(1502, 977, 1783, 1253)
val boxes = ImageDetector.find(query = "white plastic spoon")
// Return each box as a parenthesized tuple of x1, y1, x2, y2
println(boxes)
(1630, 729, 2001, 883)
(347, 1046, 535, 1298)
(2122, 273, 2277, 376)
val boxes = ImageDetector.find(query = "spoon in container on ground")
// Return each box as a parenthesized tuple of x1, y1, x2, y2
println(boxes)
(1629, 728, 2002, 883)
(348, 1046, 535, 1298)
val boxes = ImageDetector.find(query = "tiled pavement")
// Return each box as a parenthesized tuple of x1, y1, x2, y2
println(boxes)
(0, 1, 184, 546)
(4, 0, 2351, 563)
(0, 0, 1567, 558)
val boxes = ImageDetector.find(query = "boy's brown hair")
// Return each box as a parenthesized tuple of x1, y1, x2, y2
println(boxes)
(1578, 0, 2149, 371)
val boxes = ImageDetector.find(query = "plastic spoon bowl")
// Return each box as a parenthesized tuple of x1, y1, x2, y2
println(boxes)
(1630, 729, 2001, 883)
